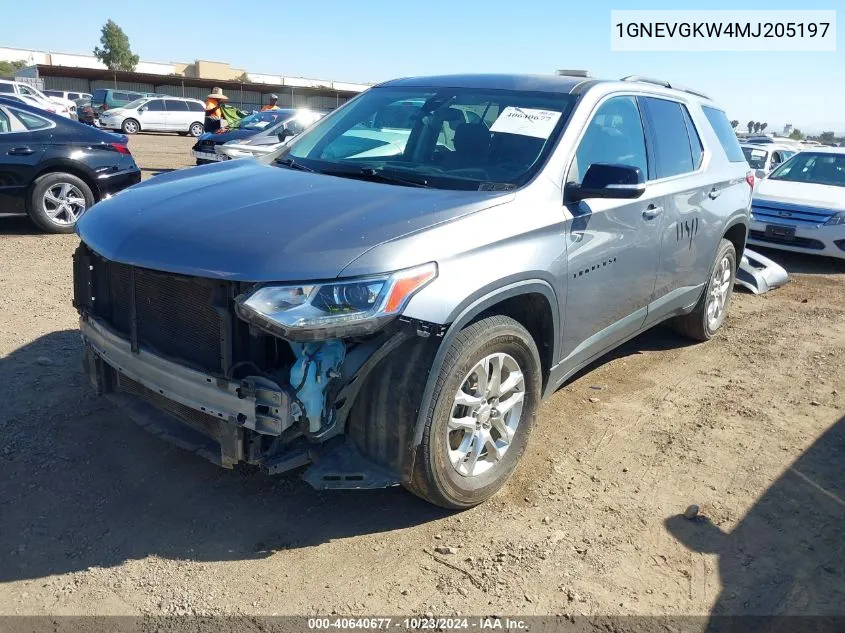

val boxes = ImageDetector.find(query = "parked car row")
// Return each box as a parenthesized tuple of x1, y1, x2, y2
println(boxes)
(0, 79, 75, 118)
(192, 108, 325, 164)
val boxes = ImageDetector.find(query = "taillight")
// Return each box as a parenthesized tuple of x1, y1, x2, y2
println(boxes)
(111, 143, 131, 155)
(102, 104, 108, 110)
(746, 171, 755, 188)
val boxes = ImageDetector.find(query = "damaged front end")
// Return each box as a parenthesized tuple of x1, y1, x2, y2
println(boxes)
(73, 243, 439, 489)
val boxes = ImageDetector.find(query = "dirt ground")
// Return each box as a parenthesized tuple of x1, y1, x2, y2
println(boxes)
(1, 133, 843, 622)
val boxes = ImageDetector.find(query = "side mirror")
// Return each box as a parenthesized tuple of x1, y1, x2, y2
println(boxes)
(566, 163, 646, 202)
(138, 106, 147, 112)
(755, 169, 766, 180)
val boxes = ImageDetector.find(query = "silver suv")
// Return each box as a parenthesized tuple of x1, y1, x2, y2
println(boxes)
(73, 74, 752, 508)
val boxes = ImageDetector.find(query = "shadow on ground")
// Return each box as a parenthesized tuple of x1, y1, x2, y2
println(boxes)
(0, 330, 449, 584)
(666, 415, 845, 630)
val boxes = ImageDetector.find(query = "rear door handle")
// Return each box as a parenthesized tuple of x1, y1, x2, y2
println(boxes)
(708, 187, 721, 200)
(642, 204, 663, 220)
(8, 146, 34, 156)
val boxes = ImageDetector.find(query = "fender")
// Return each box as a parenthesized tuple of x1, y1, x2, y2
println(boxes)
(33, 157, 101, 197)
(401, 278, 560, 483)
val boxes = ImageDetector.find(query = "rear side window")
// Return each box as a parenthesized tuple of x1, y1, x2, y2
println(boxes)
(702, 106, 745, 162)
(92, 89, 107, 105)
(187, 101, 204, 112)
(13, 108, 52, 130)
(0, 83, 13, 94)
(165, 99, 189, 111)
(640, 97, 694, 178)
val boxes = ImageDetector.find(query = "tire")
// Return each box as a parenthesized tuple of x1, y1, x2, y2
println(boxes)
(121, 118, 139, 134)
(673, 238, 736, 342)
(189, 122, 204, 137)
(405, 316, 542, 509)
(28, 172, 95, 234)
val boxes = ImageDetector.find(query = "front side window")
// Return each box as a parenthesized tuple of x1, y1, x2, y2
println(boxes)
(769, 152, 845, 187)
(569, 96, 648, 184)
(0, 83, 13, 94)
(146, 99, 166, 112)
(284, 86, 577, 190)
(187, 101, 204, 112)
(0, 109, 11, 133)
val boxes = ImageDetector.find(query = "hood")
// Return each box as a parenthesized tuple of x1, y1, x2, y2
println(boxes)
(76, 159, 508, 281)
(196, 128, 256, 145)
(754, 179, 845, 211)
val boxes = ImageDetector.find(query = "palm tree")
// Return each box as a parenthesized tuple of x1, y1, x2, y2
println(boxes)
(760, 122, 768, 133)
(730, 120, 739, 129)
(747, 121, 755, 134)
(754, 122, 762, 133)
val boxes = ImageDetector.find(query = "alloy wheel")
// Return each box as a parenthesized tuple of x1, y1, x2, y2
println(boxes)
(706, 255, 732, 331)
(43, 183, 86, 225)
(447, 353, 526, 477)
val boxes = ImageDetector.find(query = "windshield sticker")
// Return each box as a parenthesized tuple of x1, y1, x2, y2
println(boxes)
(489, 107, 562, 138)
(751, 149, 766, 158)
(252, 121, 271, 129)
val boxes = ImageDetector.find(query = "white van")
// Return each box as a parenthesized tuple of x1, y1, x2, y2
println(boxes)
(98, 96, 206, 136)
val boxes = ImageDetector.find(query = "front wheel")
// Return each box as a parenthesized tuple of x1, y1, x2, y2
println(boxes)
(189, 122, 204, 137)
(405, 316, 541, 509)
(121, 118, 139, 134)
(673, 238, 736, 341)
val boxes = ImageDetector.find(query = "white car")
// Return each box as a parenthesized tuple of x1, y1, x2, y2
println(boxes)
(43, 89, 93, 102)
(741, 143, 796, 178)
(749, 148, 845, 260)
(98, 96, 206, 137)
(0, 79, 73, 118)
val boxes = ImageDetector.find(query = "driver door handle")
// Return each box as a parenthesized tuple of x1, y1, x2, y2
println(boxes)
(642, 204, 663, 220)
(8, 146, 34, 156)
(708, 187, 721, 200)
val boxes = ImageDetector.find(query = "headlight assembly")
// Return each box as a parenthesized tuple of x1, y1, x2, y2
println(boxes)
(235, 262, 437, 340)
(825, 212, 845, 226)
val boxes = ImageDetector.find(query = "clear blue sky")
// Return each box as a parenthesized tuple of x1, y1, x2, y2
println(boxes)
(4, 0, 843, 133)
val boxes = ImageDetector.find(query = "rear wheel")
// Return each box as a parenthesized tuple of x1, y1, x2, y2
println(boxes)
(121, 118, 139, 134)
(189, 122, 204, 137)
(673, 238, 736, 341)
(405, 316, 541, 508)
(28, 172, 94, 233)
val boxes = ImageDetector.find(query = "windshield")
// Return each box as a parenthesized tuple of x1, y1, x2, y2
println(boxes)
(122, 98, 149, 110)
(742, 146, 769, 170)
(233, 110, 292, 131)
(768, 152, 845, 187)
(281, 86, 577, 190)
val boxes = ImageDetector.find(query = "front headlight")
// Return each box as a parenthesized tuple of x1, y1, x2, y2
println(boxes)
(825, 212, 845, 226)
(235, 262, 437, 340)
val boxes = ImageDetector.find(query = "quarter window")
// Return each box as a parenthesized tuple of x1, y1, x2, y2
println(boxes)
(702, 106, 745, 163)
(187, 101, 204, 112)
(570, 96, 648, 184)
(681, 106, 704, 169)
(641, 97, 695, 178)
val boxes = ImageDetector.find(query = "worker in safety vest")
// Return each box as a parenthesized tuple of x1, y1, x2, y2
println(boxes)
(204, 87, 229, 133)
(260, 94, 280, 111)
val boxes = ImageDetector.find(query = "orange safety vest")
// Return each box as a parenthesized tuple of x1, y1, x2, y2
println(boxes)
(205, 97, 222, 119)
(260, 104, 279, 111)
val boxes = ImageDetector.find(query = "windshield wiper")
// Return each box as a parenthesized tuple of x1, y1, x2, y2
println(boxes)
(321, 166, 433, 188)
(276, 157, 316, 173)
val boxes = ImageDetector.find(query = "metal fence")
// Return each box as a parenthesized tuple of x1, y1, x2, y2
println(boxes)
(43, 76, 350, 113)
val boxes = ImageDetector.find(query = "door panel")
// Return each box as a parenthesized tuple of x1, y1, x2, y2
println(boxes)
(0, 110, 46, 213)
(560, 96, 663, 366)
(139, 99, 167, 131)
(164, 100, 191, 131)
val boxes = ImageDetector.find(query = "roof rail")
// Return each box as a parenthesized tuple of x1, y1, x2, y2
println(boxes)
(557, 69, 591, 78)
(620, 75, 711, 100)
